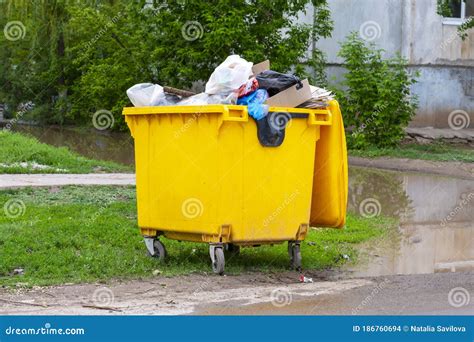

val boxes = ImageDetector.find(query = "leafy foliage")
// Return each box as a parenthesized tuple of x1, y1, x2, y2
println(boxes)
(332, 33, 418, 149)
(437, 0, 459, 17)
(0, 0, 333, 130)
(436, 0, 474, 39)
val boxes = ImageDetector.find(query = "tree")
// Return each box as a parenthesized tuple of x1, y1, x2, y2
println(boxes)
(0, 0, 333, 130)
(0, 0, 78, 123)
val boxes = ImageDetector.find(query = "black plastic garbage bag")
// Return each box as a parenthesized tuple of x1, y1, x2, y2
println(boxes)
(256, 70, 302, 97)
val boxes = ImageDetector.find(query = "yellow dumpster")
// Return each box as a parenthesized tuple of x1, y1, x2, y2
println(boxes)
(123, 101, 347, 274)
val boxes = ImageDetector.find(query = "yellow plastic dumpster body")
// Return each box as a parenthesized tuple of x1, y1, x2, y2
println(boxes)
(123, 101, 347, 271)
(123, 105, 332, 245)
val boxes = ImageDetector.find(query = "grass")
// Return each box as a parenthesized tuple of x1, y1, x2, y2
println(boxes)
(349, 142, 474, 163)
(0, 130, 132, 174)
(0, 185, 396, 287)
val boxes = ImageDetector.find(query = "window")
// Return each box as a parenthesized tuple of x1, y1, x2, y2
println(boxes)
(442, 0, 474, 25)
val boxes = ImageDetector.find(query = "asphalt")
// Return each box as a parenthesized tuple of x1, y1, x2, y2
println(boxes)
(0, 173, 135, 189)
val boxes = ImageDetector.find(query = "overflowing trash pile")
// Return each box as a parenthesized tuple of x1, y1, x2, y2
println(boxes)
(126, 54, 334, 119)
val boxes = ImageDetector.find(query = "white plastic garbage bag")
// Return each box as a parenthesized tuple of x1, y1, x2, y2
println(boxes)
(126, 83, 166, 107)
(178, 92, 237, 106)
(205, 55, 253, 95)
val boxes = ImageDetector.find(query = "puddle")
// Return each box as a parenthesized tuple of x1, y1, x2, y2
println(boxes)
(348, 167, 474, 276)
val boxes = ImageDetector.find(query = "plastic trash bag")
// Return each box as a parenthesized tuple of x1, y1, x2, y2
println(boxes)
(178, 92, 237, 106)
(161, 93, 182, 106)
(237, 89, 269, 120)
(205, 55, 253, 95)
(126, 83, 166, 106)
(256, 70, 302, 97)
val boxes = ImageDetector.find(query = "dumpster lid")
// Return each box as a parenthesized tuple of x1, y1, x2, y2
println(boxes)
(122, 104, 333, 147)
(122, 104, 332, 124)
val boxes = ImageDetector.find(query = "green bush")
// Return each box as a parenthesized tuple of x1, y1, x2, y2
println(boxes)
(0, 0, 333, 130)
(333, 33, 418, 149)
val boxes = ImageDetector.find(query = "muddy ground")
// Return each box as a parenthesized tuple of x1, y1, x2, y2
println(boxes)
(0, 271, 472, 315)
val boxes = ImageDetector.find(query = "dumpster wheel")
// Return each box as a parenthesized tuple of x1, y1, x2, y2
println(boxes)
(146, 238, 167, 262)
(288, 241, 302, 271)
(210, 245, 225, 275)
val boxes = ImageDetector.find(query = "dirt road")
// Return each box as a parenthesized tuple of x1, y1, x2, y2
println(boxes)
(1, 271, 472, 315)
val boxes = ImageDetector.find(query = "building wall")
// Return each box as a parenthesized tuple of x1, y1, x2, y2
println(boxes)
(316, 0, 474, 128)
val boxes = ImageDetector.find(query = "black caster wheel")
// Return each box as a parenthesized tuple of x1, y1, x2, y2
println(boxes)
(147, 239, 167, 262)
(288, 241, 302, 271)
(210, 246, 225, 275)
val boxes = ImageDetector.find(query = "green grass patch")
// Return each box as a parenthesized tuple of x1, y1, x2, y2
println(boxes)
(0, 186, 396, 286)
(0, 131, 132, 174)
(349, 142, 474, 163)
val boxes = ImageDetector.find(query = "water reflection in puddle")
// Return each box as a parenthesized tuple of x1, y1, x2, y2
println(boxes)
(348, 167, 474, 276)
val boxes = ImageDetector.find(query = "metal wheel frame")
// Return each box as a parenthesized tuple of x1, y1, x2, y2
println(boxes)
(145, 237, 167, 262)
(210, 244, 225, 275)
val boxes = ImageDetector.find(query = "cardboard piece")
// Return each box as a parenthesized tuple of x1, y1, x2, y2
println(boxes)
(251, 59, 312, 107)
(266, 79, 312, 108)
(252, 60, 270, 75)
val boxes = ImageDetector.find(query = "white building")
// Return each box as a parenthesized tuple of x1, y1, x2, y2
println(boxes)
(316, 0, 473, 128)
